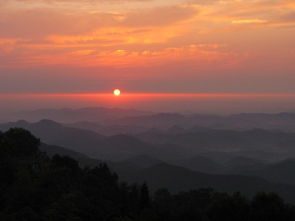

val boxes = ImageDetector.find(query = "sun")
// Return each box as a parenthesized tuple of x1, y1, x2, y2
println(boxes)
(113, 89, 121, 96)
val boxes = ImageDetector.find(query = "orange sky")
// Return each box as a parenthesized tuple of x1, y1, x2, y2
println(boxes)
(0, 0, 294, 95)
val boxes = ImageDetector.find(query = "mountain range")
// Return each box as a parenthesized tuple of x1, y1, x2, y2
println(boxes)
(2, 119, 295, 162)
(3, 113, 295, 203)
(38, 142, 295, 203)
(6, 107, 295, 135)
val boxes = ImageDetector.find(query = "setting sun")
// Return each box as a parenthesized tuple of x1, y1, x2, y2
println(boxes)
(113, 89, 121, 96)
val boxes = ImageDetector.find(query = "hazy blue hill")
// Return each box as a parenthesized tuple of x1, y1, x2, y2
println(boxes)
(119, 154, 163, 168)
(11, 109, 295, 132)
(3, 119, 295, 163)
(3, 128, 295, 219)
(188, 125, 211, 133)
(105, 134, 152, 151)
(0, 120, 157, 161)
(198, 151, 240, 164)
(114, 113, 222, 129)
(39, 142, 144, 175)
(40, 143, 89, 159)
(68, 122, 190, 137)
(132, 163, 269, 192)
(0, 120, 169, 161)
(15, 107, 152, 123)
(0, 119, 107, 157)
(224, 113, 295, 131)
(251, 159, 295, 185)
(67, 121, 148, 135)
(38, 141, 295, 192)
(32, 140, 295, 204)
(225, 156, 266, 173)
(154, 143, 191, 160)
(98, 134, 157, 161)
(39, 143, 105, 167)
(107, 111, 295, 131)
(114, 113, 187, 128)
(122, 163, 295, 203)
(172, 155, 226, 174)
(137, 128, 295, 158)
(201, 150, 286, 164)
(166, 125, 186, 134)
(39, 142, 145, 173)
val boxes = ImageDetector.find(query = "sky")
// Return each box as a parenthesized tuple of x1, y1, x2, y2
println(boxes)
(0, 0, 295, 113)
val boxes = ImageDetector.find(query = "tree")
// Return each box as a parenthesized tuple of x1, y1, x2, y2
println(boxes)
(140, 183, 150, 210)
(1, 128, 40, 158)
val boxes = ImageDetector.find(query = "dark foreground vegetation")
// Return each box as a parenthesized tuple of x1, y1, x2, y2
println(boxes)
(1, 128, 295, 221)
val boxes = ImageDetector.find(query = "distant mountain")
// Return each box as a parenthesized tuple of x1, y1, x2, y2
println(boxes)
(14, 107, 152, 123)
(213, 157, 295, 186)
(0, 120, 185, 161)
(137, 128, 295, 160)
(250, 159, 295, 185)
(199, 150, 285, 164)
(119, 155, 163, 168)
(59, 111, 295, 140)
(9, 108, 295, 133)
(100, 134, 158, 161)
(146, 153, 295, 187)
(108, 112, 295, 132)
(38, 142, 295, 203)
(122, 163, 295, 203)
(225, 156, 266, 174)
(40, 143, 89, 159)
(2, 119, 295, 162)
(39, 142, 144, 175)
(40, 143, 104, 167)
(172, 155, 226, 174)
(0, 119, 107, 157)
(66, 121, 149, 136)
(224, 113, 295, 131)
(113, 113, 220, 129)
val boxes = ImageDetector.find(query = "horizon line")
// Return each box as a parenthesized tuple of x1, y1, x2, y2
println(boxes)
(1, 92, 295, 97)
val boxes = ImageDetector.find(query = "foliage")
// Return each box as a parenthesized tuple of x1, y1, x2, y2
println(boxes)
(1, 128, 295, 220)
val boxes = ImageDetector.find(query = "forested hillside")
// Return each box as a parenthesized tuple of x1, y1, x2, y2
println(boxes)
(1, 128, 295, 221)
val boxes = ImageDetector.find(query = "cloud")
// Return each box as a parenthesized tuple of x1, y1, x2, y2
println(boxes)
(0, 3, 199, 68)
(0, 41, 234, 69)
(231, 19, 267, 24)
(119, 6, 197, 27)
(12, 0, 152, 2)
(280, 11, 295, 22)
(0, 5, 196, 39)
(0, 0, 294, 79)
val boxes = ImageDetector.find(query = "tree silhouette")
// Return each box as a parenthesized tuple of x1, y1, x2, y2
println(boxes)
(1, 128, 295, 221)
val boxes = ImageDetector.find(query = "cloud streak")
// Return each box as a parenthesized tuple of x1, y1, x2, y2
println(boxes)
(0, 0, 294, 94)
